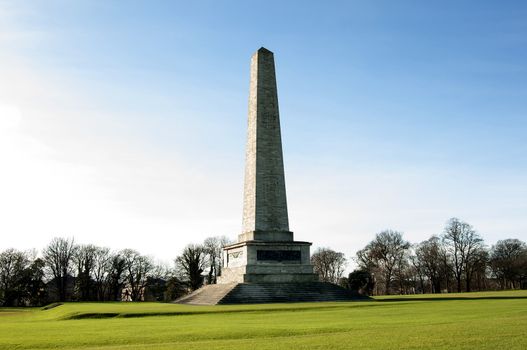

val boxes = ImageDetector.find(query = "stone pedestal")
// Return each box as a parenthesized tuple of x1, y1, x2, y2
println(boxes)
(218, 240, 317, 284)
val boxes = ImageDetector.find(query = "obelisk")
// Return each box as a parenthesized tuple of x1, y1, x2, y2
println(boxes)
(218, 47, 316, 285)
(240, 47, 292, 242)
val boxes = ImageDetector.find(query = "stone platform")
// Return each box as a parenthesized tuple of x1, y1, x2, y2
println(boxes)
(175, 282, 359, 305)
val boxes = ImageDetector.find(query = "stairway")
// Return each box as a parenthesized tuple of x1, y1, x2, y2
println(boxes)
(175, 282, 359, 305)
(175, 283, 237, 305)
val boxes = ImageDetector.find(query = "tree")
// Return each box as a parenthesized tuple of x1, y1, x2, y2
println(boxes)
(122, 249, 155, 301)
(347, 269, 374, 296)
(0, 249, 47, 306)
(393, 249, 413, 294)
(468, 246, 489, 291)
(311, 248, 347, 284)
(415, 236, 443, 293)
(439, 242, 454, 293)
(106, 252, 127, 301)
(20, 256, 47, 306)
(409, 251, 427, 294)
(143, 264, 169, 301)
(92, 247, 111, 301)
(203, 236, 230, 284)
(357, 230, 410, 295)
(490, 239, 527, 289)
(0, 249, 29, 306)
(164, 276, 187, 301)
(175, 244, 206, 291)
(42, 237, 76, 301)
(73, 244, 97, 301)
(442, 218, 484, 292)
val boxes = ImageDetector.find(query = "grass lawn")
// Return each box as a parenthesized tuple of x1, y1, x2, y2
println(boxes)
(1, 290, 526, 349)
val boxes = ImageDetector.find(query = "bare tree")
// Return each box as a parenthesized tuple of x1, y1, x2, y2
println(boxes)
(394, 250, 413, 294)
(73, 244, 97, 301)
(106, 252, 126, 301)
(415, 236, 443, 293)
(356, 230, 410, 295)
(175, 244, 206, 291)
(122, 249, 155, 301)
(43, 237, 76, 301)
(311, 248, 347, 284)
(409, 250, 426, 294)
(442, 218, 483, 292)
(92, 247, 111, 301)
(203, 236, 230, 284)
(468, 246, 489, 291)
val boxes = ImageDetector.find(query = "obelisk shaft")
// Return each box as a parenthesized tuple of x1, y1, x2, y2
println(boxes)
(240, 47, 291, 242)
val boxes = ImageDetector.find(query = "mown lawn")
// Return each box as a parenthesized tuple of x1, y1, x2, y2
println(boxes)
(0, 290, 526, 349)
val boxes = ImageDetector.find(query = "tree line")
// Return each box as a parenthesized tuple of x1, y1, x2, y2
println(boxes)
(312, 218, 527, 295)
(0, 236, 229, 306)
(1, 217, 526, 305)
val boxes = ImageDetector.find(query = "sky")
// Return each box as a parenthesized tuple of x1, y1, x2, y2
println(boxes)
(1, 1, 526, 268)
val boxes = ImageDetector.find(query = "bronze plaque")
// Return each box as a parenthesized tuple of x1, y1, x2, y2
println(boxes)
(257, 250, 301, 261)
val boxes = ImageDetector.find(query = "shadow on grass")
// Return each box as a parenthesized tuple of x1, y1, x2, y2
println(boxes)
(56, 295, 526, 320)
(41, 303, 63, 310)
(376, 296, 527, 302)
(63, 302, 378, 320)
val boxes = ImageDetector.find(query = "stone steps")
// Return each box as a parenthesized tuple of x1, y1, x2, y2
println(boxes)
(175, 283, 237, 305)
(176, 282, 358, 305)
(220, 282, 355, 304)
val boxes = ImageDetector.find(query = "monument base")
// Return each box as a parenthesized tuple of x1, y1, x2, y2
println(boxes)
(217, 240, 317, 284)
(219, 269, 318, 284)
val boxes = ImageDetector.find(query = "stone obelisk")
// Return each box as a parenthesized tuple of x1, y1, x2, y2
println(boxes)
(176, 48, 357, 304)
(218, 47, 316, 284)
(240, 47, 292, 242)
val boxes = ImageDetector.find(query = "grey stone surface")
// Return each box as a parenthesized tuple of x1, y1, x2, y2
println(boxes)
(242, 47, 291, 242)
(175, 283, 238, 305)
(218, 240, 316, 284)
(176, 282, 359, 305)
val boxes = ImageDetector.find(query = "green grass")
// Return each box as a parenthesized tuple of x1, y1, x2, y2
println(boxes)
(1, 290, 526, 349)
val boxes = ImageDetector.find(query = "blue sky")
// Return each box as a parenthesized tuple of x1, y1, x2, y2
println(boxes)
(1, 1, 526, 266)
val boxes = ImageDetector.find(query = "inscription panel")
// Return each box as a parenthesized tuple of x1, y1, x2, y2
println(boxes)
(227, 249, 245, 268)
(257, 250, 301, 262)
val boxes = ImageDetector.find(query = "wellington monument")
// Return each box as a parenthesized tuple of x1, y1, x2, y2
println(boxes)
(218, 47, 317, 284)
(177, 48, 354, 304)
